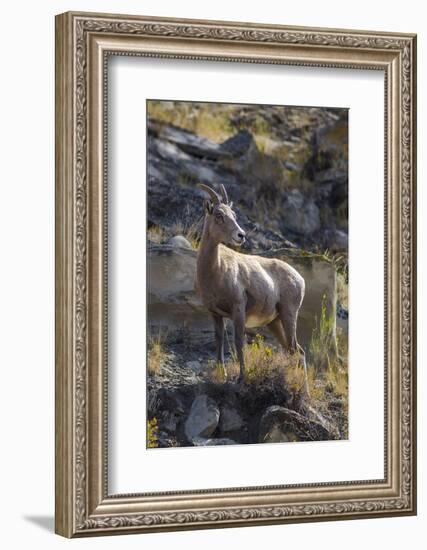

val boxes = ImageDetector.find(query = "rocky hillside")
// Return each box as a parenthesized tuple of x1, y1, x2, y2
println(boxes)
(148, 367, 345, 449)
(146, 102, 349, 449)
(147, 102, 348, 253)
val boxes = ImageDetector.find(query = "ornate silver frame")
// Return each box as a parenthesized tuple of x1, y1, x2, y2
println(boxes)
(55, 11, 417, 537)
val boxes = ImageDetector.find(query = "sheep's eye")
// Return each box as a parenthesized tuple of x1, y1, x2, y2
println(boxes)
(215, 213, 224, 223)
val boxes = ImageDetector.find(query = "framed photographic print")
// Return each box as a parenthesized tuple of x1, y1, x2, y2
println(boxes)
(55, 11, 417, 537)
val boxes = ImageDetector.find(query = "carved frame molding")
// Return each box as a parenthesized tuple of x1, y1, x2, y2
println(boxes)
(55, 11, 416, 537)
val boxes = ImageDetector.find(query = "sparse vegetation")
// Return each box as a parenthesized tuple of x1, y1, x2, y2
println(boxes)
(148, 331, 169, 375)
(309, 294, 337, 373)
(169, 219, 201, 249)
(147, 225, 166, 244)
(147, 417, 159, 448)
(223, 334, 304, 394)
(208, 360, 229, 384)
(147, 100, 233, 143)
(148, 213, 202, 250)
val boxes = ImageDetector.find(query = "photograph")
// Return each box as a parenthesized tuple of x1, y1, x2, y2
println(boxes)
(146, 100, 349, 449)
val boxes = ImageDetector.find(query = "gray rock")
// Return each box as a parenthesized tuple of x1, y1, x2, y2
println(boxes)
(153, 136, 193, 162)
(219, 407, 244, 432)
(259, 405, 338, 443)
(192, 437, 237, 446)
(315, 168, 347, 186)
(333, 229, 348, 250)
(262, 424, 298, 443)
(282, 189, 320, 236)
(185, 395, 220, 441)
(220, 129, 255, 158)
(322, 228, 348, 251)
(149, 118, 227, 160)
(168, 235, 193, 249)
(304, 405, 340, 440)
(284, 161, 300, 172)
(185, 360, 203, 373)
(162, 410, 179, 432)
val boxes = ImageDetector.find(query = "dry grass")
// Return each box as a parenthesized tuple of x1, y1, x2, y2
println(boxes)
(309, 294, 337, 373)
(207, 360, 229, 384)
(217, 334, 306, 393)
(169, 219, 201, 250)
(307, 298, 349, 407)
(147, 225, 166, 244)
(336, 270, 348, 310)
(207, 314, 348, 410)
(147, 100, 233, 143)
(148, 219, 201, 250)
(148, 331, 169, 375)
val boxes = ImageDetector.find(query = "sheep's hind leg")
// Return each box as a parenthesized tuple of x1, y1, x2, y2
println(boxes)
(213, 314, 227, 381)
(267, 316, 289, 386)
(278, 307, 310, 398)
(232, 305, 246, 385)
(267, 316, 289, 348)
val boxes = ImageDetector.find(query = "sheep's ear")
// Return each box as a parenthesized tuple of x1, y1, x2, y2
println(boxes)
(229, 201, 233, 208)
(204, 199, 213, 214)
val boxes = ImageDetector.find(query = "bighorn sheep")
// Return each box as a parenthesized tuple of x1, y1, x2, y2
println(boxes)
(196, 183, 308, 392)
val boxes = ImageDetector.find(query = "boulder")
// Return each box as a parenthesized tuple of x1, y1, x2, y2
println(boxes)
(281, 189, 321, 236)
(185, 395, 220, 441)
(323, 229, 348, 250)
(147, 244, 337, 352)
(220, 129, 257, 159)
(147, 244, 210, 332)
(192, 437, 237, 446)
(148, 118, 227, 160)
(219, 407, 244, 433)
(259, 405, 337, 443)
(168, 235, 193, 250)
(303, 404, 341, 440)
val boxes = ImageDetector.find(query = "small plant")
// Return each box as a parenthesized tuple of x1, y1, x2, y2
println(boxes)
(207, 360, 229, 384)
(147, 225, 165, 244)
(147, 417, 159, 448)
(336, 270, 349, 310)
(148, 331, 168, 375)
(170, 219, 201, 250)
(309, 294, 336, 373)
(307, 296, 349, 410)
(227, 334, 289, 390)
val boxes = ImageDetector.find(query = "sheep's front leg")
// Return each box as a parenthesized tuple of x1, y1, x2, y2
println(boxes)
(232, 304, 246, 384)
(213, 314, 226, 379)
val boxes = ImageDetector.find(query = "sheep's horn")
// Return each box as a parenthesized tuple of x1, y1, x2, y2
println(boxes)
(197, 183, 221, 204)
(219, 184, 229, 204)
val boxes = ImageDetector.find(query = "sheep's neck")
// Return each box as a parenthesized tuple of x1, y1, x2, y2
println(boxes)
(197, 222, 221, 283)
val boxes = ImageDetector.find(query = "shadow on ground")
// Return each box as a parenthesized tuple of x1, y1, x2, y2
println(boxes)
(23, 515, 54, 533)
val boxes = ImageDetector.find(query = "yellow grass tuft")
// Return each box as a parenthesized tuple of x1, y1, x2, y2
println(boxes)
(148, 331, 169, 375)
(147, 417, 159, 448)
(147, 100, 233, 143)
(169, 220, 201, 250)
(226, 334, 306, 392)
(147, 225, 165, 244)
